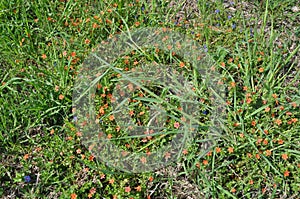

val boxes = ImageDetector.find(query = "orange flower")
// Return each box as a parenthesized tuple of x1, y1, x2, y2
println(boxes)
(278, 139, 284, 145)
(107, 134, 112, 139)
(251, 120, 256, 127)
(84, 39, 90, 44)
(230, 81, 236, 88)
(265, 107, 270, 112)
(275, 119, 282, 126)
(140, 157, 147, 164)
(291, 102, 297, 108)
(246, 97, 252, 104)
(281, 153, 288, 160)
(291, 118, 298, 123)
(109, 115, 115, 121)
(24, 154, 30, 160)
(272, 93, 277, 99)
(109, 179, 115, 184)
(231, 188, 236, 193)
(220, 62, 225, 67)
(124, 186, 131, 193)
(265, 150, 271, 156)
(89, 155, 94, 161)
(262, 139, 268, 145)
(182, 149, 188, 155)
(179, 62, 185, 68)
(258, 67, 264, 73)
(216, 147, 221, 153)
(249, 179, 254, 185)
(284, 170, 290, 177)
(135, 185, 142, 192)
(255, 154, 260, 159)
(70, 193, 77, 199)
(174, 122, 180, 129)
(203, 159, 208, 165)
(41, 54, 47, 59)
(148, 176, 153, 182)
(59, 94, 64, 100)
(228, 147, 234, 153)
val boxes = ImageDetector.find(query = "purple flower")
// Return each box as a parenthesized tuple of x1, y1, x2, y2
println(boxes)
(228, 15, 232, 20)
(73, 116, 78, 122)
(215, 9, 220, 14)
(203, 110, 208, 115)
(203, 45, 208, 52)
(24, 175, 31, 183)
(232, 23, 236, 29)
(250, 28, 254, 37)
(230, 1, 234, 5)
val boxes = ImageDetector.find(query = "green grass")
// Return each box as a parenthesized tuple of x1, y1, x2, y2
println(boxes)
(0, 0, 299, 198)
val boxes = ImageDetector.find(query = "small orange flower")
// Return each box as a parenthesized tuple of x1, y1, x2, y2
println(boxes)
(203, 159, 208, 165)
(182, 149, 188, 155)
(249, 179, 254, 185)
(70, 193, 77, 199)
(230, 81, 236, 88)
(275, 119, 282, 126)
(107, 134, 112, 139)
(265, 107, 270, 112)
(284, 170, 290, 177)
(89, 155, 94, 161)
(174, 122, 180, 129)
(278, 139, 284, 145)
(140, 157, 147, 164)
(109, 179, 115, 184)
(281, 153, 288, 160)
(71, 52, 76, 57)
(251, 120, 256, 127)
(216, 147, 221, 153)
(164, 152, 171, 160)
(228, 147, 234, 153)
(179, 62, 185, 68)
(262, 139, 268, 145)
(109, 114, 115, 121)
(220, 62, 225, 67)
(148, 176, 153, 182)
(231, 188, 236, 193)
(258, 67, 264, 73)
(246, 98, 252, 104)
(135, 185, 142, 192)
(291, 118, 298, 123)
(291, 102, 297, 108)
(41, 54, 47, 59)
(272, 93, 277, 99)
(255, 154, 260, 159)
(265, 150, 271, 156)
(23, 154, 30, 160)
(59, 94, 64, 100)
(84, 39, 90, 44)
(125, 186, 131, 193)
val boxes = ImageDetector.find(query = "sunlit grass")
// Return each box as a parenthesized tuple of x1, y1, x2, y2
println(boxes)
(0, 0, 299, 198)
